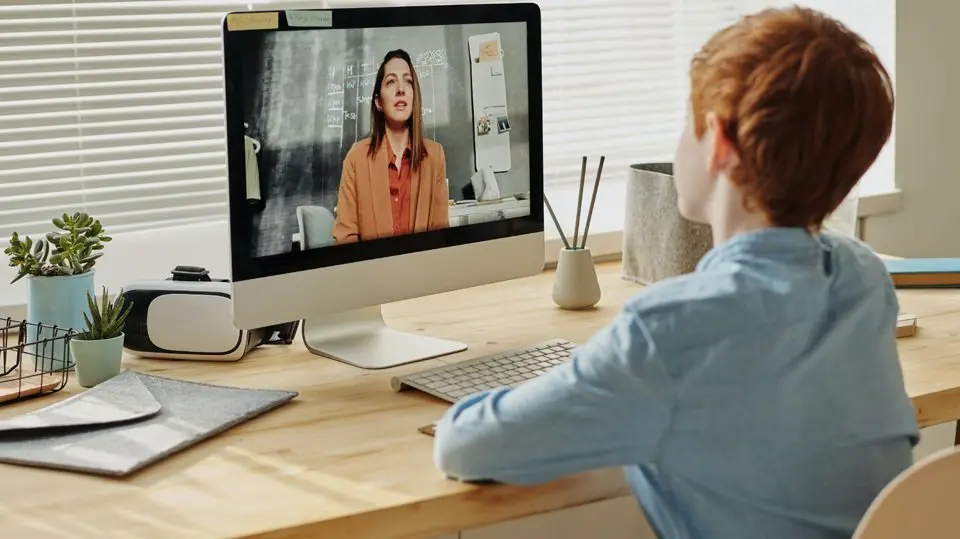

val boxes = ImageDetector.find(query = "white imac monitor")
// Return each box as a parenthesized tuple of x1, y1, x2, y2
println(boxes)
(221, 3, 544, 369)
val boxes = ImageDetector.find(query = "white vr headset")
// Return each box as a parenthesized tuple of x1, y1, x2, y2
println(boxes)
(121, 266, 298, 361)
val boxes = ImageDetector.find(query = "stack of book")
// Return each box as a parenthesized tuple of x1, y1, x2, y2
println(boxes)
(884, 258, 960, 288)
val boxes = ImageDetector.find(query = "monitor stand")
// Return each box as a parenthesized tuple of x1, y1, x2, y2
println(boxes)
(301, 305, 467, 369)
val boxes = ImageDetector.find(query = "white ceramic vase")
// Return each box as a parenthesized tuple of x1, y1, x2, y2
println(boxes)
(69, 333, 124, 388)
(553, 248, 601, 310)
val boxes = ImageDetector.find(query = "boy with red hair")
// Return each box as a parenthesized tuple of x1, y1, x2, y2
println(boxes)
(435, 7, 918, 538)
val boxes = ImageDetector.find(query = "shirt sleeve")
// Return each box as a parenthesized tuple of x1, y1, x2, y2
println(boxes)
(433, 311, 675, 485)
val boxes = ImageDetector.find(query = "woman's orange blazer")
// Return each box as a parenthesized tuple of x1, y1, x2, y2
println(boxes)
(332, 137, 450, 244)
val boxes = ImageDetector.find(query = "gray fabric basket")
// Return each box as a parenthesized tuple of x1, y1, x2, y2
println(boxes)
(622, 163, 714, 284)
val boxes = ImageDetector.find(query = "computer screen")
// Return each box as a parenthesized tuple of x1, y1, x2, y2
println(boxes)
(224, 8, 540, 276)
(223, 5, 544, 360)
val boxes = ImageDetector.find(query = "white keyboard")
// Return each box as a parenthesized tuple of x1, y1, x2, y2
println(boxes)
(390, 339, 574, 403)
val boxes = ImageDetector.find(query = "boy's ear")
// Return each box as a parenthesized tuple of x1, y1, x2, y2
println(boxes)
(704, 112, 740, 174)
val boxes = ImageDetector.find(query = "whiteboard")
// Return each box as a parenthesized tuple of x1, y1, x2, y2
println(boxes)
(468, 32, 512, 173)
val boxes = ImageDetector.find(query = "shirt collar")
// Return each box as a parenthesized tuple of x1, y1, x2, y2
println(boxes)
(385, 137, 412, 160)
(697, 227, 824, 272)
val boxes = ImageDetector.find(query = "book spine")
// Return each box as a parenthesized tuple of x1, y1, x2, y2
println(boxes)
(890, 272, 960, 288)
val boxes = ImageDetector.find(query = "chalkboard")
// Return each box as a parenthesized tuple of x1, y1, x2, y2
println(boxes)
(239, 23, 530, 257)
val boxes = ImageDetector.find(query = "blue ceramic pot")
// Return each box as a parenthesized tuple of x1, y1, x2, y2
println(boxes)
(26, 271, 95, 371)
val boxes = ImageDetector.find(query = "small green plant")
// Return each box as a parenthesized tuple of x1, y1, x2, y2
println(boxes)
(78, 286, 132, 341)
(4, 212, 112, 283)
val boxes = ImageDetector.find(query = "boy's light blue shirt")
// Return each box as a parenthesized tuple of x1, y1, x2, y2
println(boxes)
(434, 228, 919, 539)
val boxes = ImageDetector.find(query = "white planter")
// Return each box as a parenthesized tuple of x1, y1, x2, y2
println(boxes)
(69, 333, 124, 388)
(553, 248, 601, 310)
(622, 163, 713, 284)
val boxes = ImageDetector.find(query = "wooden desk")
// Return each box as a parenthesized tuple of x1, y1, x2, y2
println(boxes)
(1, 261, 958, 539)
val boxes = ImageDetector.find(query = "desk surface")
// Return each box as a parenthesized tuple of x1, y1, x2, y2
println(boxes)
(2, 261, 959, 539)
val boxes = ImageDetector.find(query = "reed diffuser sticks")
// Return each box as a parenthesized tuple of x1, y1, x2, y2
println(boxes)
(543, 194, 569, 249)
(544, 155, 606, 250)
(580, 156, 605, 249)
(573, 156, 587, 249)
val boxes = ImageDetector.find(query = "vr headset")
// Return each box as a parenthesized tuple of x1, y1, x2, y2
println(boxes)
(121, 266, 298, 361)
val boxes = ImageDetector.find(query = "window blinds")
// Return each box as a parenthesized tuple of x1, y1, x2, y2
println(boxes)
(0, 0, 764, 241)
(0, 0, 314, 240)
(538, 0, 744, 188)
(339, 0, 748, 188)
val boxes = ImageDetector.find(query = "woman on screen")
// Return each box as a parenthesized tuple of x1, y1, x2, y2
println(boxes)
(332, 49, 450, 244)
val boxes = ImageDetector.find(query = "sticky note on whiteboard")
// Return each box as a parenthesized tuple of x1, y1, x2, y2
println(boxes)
(226, 12, 279, 31)
(286, 10, 333, 27)
(478, 40, 499, 62)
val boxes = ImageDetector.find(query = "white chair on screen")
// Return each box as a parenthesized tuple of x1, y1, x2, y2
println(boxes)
(852, 446, 960, 539)
(296, 205, 336, 250)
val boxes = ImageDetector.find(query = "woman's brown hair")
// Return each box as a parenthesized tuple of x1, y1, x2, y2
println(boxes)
(689, 7, 894, 230)
(368, 49, 428, 170)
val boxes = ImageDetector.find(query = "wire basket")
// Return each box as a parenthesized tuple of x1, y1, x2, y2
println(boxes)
(0, 318, 72, 405)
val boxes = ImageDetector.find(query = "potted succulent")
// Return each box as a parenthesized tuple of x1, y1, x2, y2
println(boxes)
(69, 287, 132, 388)
(4, 212, 111, 369)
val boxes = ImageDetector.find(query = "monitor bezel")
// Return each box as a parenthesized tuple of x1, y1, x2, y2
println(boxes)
(221, 3, 543, 283)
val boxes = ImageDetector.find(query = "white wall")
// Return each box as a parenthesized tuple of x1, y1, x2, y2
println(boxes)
(866, 0, 960, 256)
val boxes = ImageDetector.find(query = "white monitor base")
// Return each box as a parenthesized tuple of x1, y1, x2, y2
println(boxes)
(301, 305, 467, 369)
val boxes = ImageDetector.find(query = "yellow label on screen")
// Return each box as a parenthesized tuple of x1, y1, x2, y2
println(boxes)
(226, 12, 279, 31)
